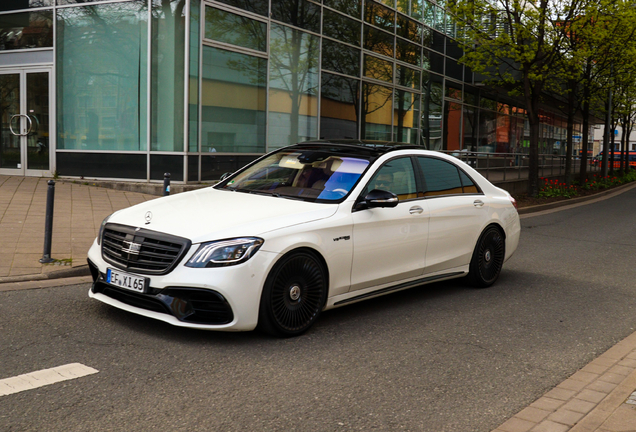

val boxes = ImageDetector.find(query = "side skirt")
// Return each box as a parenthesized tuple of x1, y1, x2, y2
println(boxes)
(331, 271, 466, 307)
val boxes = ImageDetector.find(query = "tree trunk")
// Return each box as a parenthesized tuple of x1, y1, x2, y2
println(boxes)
(565, 79, 575, 186)
(579, 98, 589, 185)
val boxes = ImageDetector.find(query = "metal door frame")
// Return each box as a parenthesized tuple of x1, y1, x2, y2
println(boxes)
(0, 67, 53, 177)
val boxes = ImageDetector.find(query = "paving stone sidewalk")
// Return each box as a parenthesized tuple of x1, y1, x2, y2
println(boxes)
(0, 175, 155, 280)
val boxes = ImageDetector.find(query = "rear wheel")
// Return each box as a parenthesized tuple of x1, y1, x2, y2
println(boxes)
(467, 226, 505, 288)
(258, 251, 327, 337)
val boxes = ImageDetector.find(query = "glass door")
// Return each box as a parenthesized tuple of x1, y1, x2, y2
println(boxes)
(0, 69, 51, 176)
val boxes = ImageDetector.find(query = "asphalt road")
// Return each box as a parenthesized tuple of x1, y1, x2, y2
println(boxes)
(2, 190, 636, 432)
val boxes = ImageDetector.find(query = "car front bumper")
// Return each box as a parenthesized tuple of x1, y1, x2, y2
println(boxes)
(87, 239, 279, 331)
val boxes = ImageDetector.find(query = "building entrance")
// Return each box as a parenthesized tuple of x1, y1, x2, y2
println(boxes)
(0, 68, 52, 176)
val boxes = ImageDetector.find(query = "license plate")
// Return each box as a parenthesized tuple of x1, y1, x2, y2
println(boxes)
(106, 268, 147, 293)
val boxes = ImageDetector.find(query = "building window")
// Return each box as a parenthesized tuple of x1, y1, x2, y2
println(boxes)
(0, 10, 53, 51)
(213, 0, 269, 17)
(322, 38, 361, 78)
(320, 72, 360, 140)
(323, 8, 361, 47)
(272, 0, 321, 33)
(364, 54, 393, 83)
(56, 2, 148, 151)
(324, 0, 362, 19)
(394, 90, 418, 144)
(151, 0, 186, 152)
(204, 6, 267, 52)
(268, 23, 319, 149)
(362, 82, 392, 140)
(200, 46, 266, 153)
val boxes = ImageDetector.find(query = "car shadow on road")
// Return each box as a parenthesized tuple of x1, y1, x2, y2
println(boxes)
(91, 275, 486, 346)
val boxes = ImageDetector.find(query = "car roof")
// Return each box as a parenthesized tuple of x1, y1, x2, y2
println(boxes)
(285, 140, 424, 158)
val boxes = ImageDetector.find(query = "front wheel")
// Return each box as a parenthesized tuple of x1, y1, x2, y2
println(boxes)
(258, 251, 327, 337)
(467, 226, 505, 288)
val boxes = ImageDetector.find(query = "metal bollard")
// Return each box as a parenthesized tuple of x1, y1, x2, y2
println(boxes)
(163, 172, 171, 196)
(40, 180, 55, 263)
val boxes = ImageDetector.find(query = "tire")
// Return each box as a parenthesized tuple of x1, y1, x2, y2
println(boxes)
(467, 226, 505, 288)
(258, 250, 328, 337)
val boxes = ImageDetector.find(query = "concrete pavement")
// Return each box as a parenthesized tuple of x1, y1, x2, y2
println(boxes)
(1, 174, 636, 432)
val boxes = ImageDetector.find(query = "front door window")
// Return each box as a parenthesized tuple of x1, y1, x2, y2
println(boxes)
(0, 69, 50, 175)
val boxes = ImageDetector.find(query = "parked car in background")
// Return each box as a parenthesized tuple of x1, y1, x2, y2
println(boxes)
(87, 141, 521, 337)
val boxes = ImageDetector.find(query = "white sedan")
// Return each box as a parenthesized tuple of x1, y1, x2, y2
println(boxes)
(87, 142, 520, 337)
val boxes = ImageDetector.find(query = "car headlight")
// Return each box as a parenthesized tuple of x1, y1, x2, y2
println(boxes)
(185, 237, 264, 268)
(97, 213, 112, 246)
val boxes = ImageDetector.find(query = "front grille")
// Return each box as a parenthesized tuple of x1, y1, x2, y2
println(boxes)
(92, 281, 234, 325)
(102, 223, 191, 275)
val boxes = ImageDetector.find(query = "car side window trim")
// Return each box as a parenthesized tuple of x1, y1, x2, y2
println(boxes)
(413, 155, 484, 198)
(356, 155, 422, 206)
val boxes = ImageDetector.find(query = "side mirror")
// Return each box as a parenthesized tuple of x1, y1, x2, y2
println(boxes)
(356, 189, 398, 210)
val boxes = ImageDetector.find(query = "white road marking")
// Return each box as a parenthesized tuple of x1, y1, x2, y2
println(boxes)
(0, 363, 98, 396)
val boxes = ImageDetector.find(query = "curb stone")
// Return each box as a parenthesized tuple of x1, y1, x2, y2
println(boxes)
(0, 265, 91, 285)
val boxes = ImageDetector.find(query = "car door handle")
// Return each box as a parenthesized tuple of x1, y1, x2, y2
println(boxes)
(473, 200, 484, 207)
(409, 206, 424, 214)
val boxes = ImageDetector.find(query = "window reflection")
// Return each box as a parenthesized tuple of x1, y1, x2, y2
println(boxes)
(445, 82, 462, 100)
(444, 102, 461, 150)
(446, 39, 463, 59)
(434, 5, 445, 32)
(272, 0, 321, 33)
(0, 10, 52, 50)
(478, 108, 497, 152)
(26, 72, 49, 170)
(0, 74, 20, 169)
(422, 0, 435, 27)
(396, 14, 421, 43)
(422, 25, 432, 48)
(407, 0, 423, 21)
(424, 48, 444, 74)
(396, 37, 420, 66)
(364, 25, 394, 58)
(324, 0, 362, 18)
(432, 29, 444, 53)
(212, 0, 268, 16)
(463, 105, 477, 151)
(446, 57, 463, 80)
(322, 38, 360, 77)
(201, 46, 266, 153)
(204, 6, 267, 52)
(152, 0, 185, 152)
(362, 83, 392, 140)
(364, 1, 394, 33)
(396, 64, 420, 90)
(320, 72, 360, 139)
(421, 72, 443, 149)
(189, 0, 200, 153)
(1, 0, 51, 10)
(364, 54, 393, 83)
(394, 90, 418, 144)
(323, 8, 361, 47)
(268, 24, 319, 148)
(56, 2, 148, 151)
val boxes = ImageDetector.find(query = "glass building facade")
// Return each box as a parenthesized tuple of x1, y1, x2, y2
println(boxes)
(0, 0, 583, 182)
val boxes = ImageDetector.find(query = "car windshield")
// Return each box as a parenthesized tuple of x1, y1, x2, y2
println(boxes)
(217, 149, 371, 202)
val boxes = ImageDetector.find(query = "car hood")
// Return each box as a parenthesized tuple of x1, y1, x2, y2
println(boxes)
(107, 187, 338, 244)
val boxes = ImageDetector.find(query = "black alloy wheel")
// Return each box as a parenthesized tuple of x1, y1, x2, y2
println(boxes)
(258, 251, 327, 337)
(467, 226, 505, 288)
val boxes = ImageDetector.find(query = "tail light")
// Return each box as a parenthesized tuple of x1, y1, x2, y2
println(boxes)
(509, 196, 518, 210)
